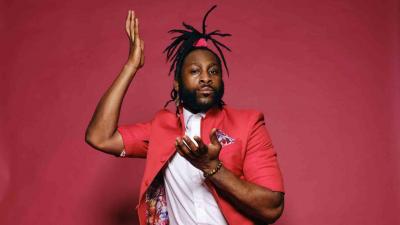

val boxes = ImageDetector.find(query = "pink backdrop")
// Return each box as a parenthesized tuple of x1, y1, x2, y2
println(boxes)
(1, 0, 399, 224)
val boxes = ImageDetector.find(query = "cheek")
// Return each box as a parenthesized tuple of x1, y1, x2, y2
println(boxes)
(182, 76, 198, 88)
(213, 77, 222, 86)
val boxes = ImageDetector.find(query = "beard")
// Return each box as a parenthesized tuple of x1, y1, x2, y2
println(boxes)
(179, 80, 225, 113)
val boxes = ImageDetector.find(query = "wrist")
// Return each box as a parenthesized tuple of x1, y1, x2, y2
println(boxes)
(203, 160, 223, 178)
(124, 63, 139, 72)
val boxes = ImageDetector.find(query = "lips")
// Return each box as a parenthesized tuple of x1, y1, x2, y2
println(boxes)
(198, 87, 214, 95)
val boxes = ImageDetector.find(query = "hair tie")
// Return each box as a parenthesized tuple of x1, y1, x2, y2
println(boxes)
(194, 37, 208, 47)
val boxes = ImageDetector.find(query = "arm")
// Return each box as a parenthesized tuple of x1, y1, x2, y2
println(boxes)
(205, 162, 284, 223)
(85, 10, 145, 156)
(176, 114, 285, 223)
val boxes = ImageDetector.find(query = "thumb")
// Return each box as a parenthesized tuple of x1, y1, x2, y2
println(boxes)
(209, 128, 220, 147)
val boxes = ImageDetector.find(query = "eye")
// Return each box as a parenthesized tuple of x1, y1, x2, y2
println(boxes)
(190, 69, 199, 75)
(209, 68, 219, 75)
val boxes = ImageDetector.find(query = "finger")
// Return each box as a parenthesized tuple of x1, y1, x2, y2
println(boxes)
(209, 128, 221, 148)
(139, 39, 145, 66)
(182, 138, 198, 157)
(175, 140, 185, 157)
(185, 135, 198, 148)
(183, 136, 200, 156)
(176, 138, 196, 159)
(130, 11, 135, 41)
(134, 17, 140, 46)
(134, 17, 139, 36)
(125, 10, 131, 38)
(140, 39, 144, 51)
(193, 136, 207, 154)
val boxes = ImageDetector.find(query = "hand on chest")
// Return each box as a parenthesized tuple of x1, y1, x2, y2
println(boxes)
(183, 113, 244, 176)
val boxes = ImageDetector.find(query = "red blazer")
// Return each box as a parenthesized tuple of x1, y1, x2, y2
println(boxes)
(117, 104, 285, 225)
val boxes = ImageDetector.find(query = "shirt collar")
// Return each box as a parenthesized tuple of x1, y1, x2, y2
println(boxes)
(177, 104, 222, 129)
(183, 107, 206, 128)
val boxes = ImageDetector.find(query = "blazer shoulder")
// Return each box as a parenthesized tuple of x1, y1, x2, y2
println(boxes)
(152, 107, 176, 116)
(224, 105, 264, 120)
(152, 107, 179, 122)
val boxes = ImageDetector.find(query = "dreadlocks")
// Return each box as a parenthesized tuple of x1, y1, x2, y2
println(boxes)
(162, 5, 232, 116)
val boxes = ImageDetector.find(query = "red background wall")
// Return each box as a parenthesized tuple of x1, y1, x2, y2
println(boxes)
(1, 0, 399, 224)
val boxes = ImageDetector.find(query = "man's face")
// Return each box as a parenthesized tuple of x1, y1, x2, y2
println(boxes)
(175, 49, 224, 113)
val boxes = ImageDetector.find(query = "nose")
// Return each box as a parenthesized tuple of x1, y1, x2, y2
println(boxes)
(200, 71, 212, 84)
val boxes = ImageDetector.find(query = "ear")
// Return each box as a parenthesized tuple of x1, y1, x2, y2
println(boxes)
(174, 80, 179, 92)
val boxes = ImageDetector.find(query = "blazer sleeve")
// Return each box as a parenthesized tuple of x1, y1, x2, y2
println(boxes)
(117, 120, 152, 158)
(243, 112, 285, 193)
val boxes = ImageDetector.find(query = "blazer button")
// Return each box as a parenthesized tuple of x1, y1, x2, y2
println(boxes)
(145, 180, 149, 186)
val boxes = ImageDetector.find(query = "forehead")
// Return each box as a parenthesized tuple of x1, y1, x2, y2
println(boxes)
(183, 49, 219, 65)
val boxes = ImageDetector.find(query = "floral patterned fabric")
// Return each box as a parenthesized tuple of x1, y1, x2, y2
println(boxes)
(216, 129, 235, 146)
(144, 129, 234, 225)
(145, 172, 169, 225)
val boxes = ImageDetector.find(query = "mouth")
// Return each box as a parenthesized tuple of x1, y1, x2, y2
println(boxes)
(198, 87, 214, 96)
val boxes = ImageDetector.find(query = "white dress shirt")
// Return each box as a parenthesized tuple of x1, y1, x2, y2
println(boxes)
(163, 107, 227, 225)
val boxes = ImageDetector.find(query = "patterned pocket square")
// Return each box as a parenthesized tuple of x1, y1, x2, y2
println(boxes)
(216, 129, 235, 147)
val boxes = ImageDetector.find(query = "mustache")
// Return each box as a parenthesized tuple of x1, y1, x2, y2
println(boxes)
(199, 84, 214, 90)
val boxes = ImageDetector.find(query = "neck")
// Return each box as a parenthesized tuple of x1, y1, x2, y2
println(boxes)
(178, 104, 223, 122)
(182, 103, 217, 114)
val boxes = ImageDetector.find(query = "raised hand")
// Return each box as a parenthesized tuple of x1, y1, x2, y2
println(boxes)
(175, 128, 222, 174)
(125, 10, 144, 69)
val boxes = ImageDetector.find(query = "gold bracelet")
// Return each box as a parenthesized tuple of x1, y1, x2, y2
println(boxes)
(203, 161, 223, 178)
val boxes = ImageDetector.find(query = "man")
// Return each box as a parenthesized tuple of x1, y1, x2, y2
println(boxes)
(85, 6, 285, 225)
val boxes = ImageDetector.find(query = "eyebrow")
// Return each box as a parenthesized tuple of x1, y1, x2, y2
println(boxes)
(188, 62, 219, 67)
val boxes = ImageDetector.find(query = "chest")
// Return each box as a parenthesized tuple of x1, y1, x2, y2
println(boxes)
(147, 115, 246, 178)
